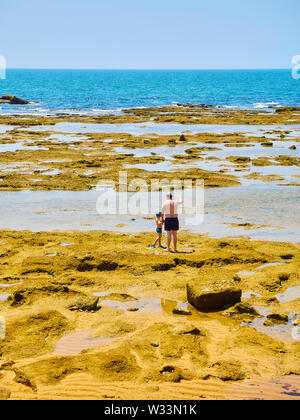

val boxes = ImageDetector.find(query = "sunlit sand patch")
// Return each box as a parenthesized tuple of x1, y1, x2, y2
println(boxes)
(54, 330, 119, 356)
(228, 375, 300, 400)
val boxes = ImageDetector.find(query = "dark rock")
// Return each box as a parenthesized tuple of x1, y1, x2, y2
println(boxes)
(280, 254, 294, 260)
(279, 273, 290, 282)
(289, 145, 297, 150)
(266, 313, 289, 325)
(275, 106, 300, 113)
(261, 142, 273, 147)
(187, 279, 241, 312)
(177, 103, 214, 109)
(9, 96, 29, 105)
(228, 303, 261, 316)
(172, 308, 192, 316)
(0, 95, 29, 105)
(182, 328, 205, 336)
(96, 260, 119, 271)
(179, 135, 186, 142)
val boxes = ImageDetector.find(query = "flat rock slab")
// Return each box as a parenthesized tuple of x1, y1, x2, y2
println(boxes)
(187, 280, 241, 312)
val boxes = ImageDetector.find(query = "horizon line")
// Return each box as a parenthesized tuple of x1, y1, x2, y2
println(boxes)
(5, 67, 292, 71)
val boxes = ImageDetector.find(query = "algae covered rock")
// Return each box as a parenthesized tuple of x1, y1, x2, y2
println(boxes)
(266, 313, 289, 325)
(0, 311, 72, 359)
(0, 95, 29, 105)
(68, 296, 99, 312)
(205, 360, 246, 381)
(187, 279, 241, 312)
(0, 387, 11, 400)
(223, 302, 261, 320)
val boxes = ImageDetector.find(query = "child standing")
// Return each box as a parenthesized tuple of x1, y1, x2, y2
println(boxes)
(152, 212, 164, 248)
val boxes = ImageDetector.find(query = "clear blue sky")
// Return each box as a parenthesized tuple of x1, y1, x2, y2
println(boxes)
(1, 0, 299, 69)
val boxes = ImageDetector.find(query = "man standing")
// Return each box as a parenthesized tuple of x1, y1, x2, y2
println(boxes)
(162, 193, 182, 252)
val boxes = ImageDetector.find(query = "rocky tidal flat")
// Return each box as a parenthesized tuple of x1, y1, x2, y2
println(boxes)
(0, 106, 299, 400)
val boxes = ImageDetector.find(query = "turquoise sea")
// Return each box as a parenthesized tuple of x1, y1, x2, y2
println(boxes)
(0, 69, 299, 115)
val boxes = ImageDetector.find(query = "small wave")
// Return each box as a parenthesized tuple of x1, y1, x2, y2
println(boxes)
(253, 102, 281, 109)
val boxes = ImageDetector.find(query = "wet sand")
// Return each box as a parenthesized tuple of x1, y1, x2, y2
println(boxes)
(0, 106, 299, 400)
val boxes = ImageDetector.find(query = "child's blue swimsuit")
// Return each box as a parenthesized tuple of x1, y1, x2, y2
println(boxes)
(156, 228, 162, 234)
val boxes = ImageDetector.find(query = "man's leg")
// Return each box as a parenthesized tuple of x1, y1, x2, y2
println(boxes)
(173, 231, 178, 252)
(166, 231, 172, 252)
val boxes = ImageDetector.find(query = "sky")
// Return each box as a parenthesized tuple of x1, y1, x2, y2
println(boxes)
(0, 0, 299, 69)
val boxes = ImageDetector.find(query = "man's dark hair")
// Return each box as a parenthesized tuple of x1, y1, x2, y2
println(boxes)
(167, 193, 173, 199)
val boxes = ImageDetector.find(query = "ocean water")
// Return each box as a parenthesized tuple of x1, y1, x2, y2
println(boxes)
(0, 69, 299, 115)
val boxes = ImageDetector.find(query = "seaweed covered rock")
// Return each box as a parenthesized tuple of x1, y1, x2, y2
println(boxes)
(266, 313, 289, 325)
(0, 387, 11, 400)
(68, 296, 99, 312)
(0, 95, 29, 105)
(187, 279, 241, 312)
(223, 302, 262, 322)
(205, 360, 246, 381)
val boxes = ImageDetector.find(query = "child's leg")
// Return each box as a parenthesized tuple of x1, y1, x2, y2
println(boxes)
(158, 233, 162, 246)
(152, 235, 160, 246)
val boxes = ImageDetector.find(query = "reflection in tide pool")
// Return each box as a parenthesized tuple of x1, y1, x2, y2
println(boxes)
(0, 184, 299, 241)
(22, 122, 300, 137)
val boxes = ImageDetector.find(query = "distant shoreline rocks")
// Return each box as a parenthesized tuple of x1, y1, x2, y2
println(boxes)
(0, 95, 29, 105)
(176, 102, 215, 109)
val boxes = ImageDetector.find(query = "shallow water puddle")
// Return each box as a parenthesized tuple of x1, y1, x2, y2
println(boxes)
(25, 122, 300, 137)
(0, 282, 22, 288)
(95, 294, 193, 317)
(54, 330, 118, 356)
(0, 293, 10, 302)
(42, 169, 61, 176)
(0, 143, 48, 153)
(244, 307, 299, 342)
(0, 185, 299, 242)
(276, 286, 300, 304)
(237, 271, 256, 276)
(48, 133, 87, 143)
(238, 262, 287, 277)
(93, 291, 112, 298)
(0, 125, 17, 133)
(257, 262, 287, 270)
(242, 291, 261, 299)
